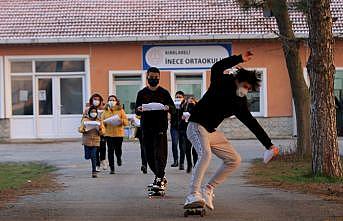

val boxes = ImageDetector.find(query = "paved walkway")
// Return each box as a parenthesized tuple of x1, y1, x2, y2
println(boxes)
(0, 139, 342, 221)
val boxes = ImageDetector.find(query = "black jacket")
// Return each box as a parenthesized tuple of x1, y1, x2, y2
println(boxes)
(189, 55, 273, 149)
(170, 101, 187, 130)
(135, 86, 175, 132)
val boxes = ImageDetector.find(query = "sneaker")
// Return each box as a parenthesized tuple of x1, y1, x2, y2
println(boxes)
(171, 161, 178, 167)
(110, 170, 115, 174)
(202, 186, 215, 210)
(184, 192, 205, 209)
(117, 158, 122, 166)
(141, 165, 147, 174)
(100, 160, 107, 170)
(179, 164, 185, 170)
(263, 146, 279, 164)
(92, 172, 98, 178)
(162, 177, 168, 189)
(153, 177, 167, 191)
(96, 166, 101, 172)
(147, 177, 157, 188)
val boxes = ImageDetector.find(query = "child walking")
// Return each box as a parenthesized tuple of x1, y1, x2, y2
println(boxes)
(101, 95, 129, 174)
(79, 106, 106, 178)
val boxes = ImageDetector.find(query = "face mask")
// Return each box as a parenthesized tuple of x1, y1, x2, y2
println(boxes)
(93, 99, 100, 107)
(108, 101, 116, 108)
(89, 112, 97, 119)
(174, 98, 182, 109)
(236, 87, 249, 97)
(148, 78, 159, 87)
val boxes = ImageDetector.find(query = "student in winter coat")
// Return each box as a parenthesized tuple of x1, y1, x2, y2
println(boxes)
(84, 93, 107, 172)
(79, 106, 106, 178)
(101, 95, 129, 174)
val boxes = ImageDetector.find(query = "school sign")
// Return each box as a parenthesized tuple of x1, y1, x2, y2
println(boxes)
(143, 44, 232, 70)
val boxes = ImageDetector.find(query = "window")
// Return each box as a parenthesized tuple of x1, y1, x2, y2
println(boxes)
(38, 78, 53, 115)
(36, 60, 85, 72)
(175, 74, 203, 100)
(247, 71, 262, 113)
(11, 76, 33, 115)
(10, 61, 32, 73)
(113, 75, 143, 114)
(334, 70, 343, 136)
(60, 78, 83, 114)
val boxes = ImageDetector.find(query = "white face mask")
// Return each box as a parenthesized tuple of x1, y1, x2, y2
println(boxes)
(108, 101, 117, 108)
(93, 99, 100, 107)
(236, 87, 249, 97)
(89, 112, 97, 118)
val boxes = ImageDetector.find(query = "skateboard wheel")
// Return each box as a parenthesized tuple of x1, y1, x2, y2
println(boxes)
(200, 210, 205, 217)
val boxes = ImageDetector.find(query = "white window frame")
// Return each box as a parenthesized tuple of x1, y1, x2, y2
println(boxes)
(0, 56, 4, 119)
(108, 70, 146, 96)
(226, 68, 268, 117)
(171, 70, 207, 99)
(4, 55, 90, 119)
(246, 68, 268, 117)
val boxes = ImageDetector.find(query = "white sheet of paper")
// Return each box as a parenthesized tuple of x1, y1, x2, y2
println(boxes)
(142, 102, 165, 111)
(38, 90, 46, 101)
(104, 114, 121, 126)
(134, 118, 140, 127)
(126, 114, 140, 127)
(19, 90, 29, 102)
(183, 112, 191, 122)
(126, 114, 136, 120)
(84, 121, 100, 131)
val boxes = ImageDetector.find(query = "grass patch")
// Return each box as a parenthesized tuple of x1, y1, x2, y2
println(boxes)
(0, 162, 59, 208)
(247, 157, 343, 202)
(0, 162, 56, 191)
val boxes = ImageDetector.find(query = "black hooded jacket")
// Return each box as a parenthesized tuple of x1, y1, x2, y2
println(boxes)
(188, 55, 273, 149)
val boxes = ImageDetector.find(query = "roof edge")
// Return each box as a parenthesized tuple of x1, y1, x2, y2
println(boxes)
(0, 33, 340, 44)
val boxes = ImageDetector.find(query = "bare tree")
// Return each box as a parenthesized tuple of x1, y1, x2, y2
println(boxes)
(236, 0, 311, 157)
(307, 0, 343, 177)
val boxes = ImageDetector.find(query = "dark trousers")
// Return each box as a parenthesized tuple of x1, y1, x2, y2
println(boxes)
(170, 127, 186, 165)
(96, 136, 107, 167)
(142, 129, 168, 179)
(138, 137, 148, 167)
(106, 137, 123, 171)
(137, 128, 147, 167)
(84, 146, 97, 172)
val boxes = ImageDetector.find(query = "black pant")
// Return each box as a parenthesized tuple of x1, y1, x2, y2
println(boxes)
(181, 131, 198, 168)
(170, 127, 186, 165)
(142, 129, 168, 179)
(96, 136, 107, 167)
(106, 137, 123, 171)
(136, 128, 147, 167)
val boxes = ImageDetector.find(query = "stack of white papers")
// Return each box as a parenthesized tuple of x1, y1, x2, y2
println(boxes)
(183, 112, 191, 122)
(84, 121, 100, 131)
(127, 114, 141, 127)
(103, 114, 122, 126)
(142, 102, 165, 111)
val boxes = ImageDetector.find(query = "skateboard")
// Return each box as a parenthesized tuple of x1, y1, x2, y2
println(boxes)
(147, 186, 166, 198)
(184, 205, 206, 217)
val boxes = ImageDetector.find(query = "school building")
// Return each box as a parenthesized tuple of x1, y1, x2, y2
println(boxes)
(0, 0, 342, 140)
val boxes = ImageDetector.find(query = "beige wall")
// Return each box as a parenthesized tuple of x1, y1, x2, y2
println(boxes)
(1, 40, 342, 118)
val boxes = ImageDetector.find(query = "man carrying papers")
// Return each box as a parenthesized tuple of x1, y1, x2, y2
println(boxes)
(135, 67, 175, 193)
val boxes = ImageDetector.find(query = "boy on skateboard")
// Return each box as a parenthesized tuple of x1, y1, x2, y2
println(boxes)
(184, 51, 279, 210)
(135, 67, 175, 192)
